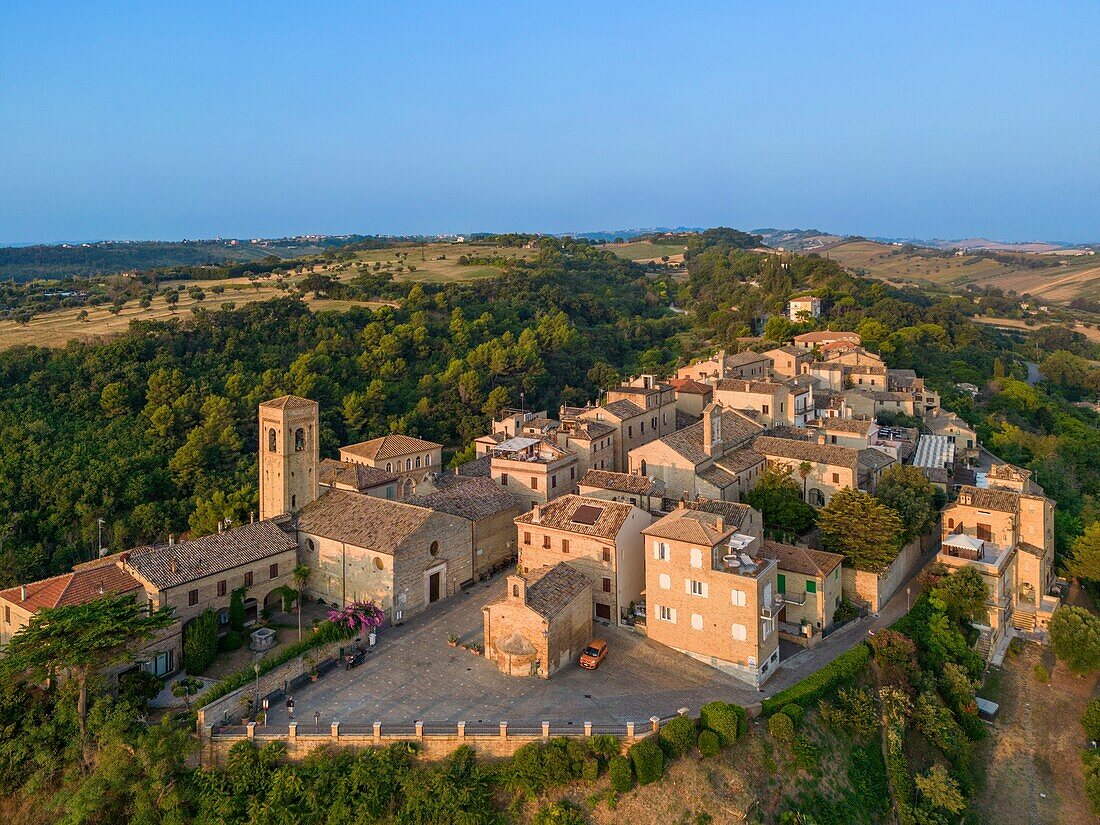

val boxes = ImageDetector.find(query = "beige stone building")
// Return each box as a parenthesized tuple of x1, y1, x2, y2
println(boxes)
(764, 345, 813, 380)
(489, 437, 578, 511)
(628, 404, 764, 502)
(340, 434, 443, 499)
(752, 434, 895, 505)
(667, 378, 713, 418)
(678, 349, 770, 382)
(296, 489, 472, 621)
(805, 418, 874, 449)
(578, 469, 666, 514)
(482, 563, 593, 678)
(712, 378, 812, 426)
(925, 411, 978, 461)
(793, 330, 861, 350)
(642, 501, 780, 685)
(121, 519, 301, 675)
(409, 475, 521, 580)
(259, 396, 320, 520)
(764, 540, 844, 640)
(787, 295, 821, 321)
(938, 468, 1057, 655)
(515, 494, 652, 624)
(318, 458, 399, 499)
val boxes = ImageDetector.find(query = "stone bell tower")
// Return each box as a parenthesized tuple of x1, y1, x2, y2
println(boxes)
(258, 395, 319, 520)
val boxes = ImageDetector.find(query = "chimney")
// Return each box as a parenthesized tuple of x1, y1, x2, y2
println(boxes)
(716, 516, 725, 532)
(168, 534, 175, 546)
(702, 404, 721, 458)
(20, 585, 26, 602)
(678, 496, 686, 510)
(217, 520, 224, 534)
(250, 511, 256, 524)
(169, 559, 178, 574)
(531, 504, 541, 524)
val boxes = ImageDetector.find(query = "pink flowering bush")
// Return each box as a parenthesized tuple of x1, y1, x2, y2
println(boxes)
(327, 601, 385, 634)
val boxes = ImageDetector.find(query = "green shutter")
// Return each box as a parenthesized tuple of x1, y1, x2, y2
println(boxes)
(805, 579, 817, 594)
(777, 574, 786, 594)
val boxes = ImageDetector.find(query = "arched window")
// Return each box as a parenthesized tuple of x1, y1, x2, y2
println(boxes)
(294, 428, 305, 451)
(306, 538, 315, 552)
(809, 488, 826, 507)
(947, 518, 954, 529)
(429, 541, 439, 557)
(267, 428, 277, 451)
(405, 458, 412, 471)
(415, 456, 421, 469)
(386, 463, 392, 472)
(639, 459, 647, 476)
(512, 584, 519, 597)
(291, 494, 297, 508)
(426, 454, 432, 466)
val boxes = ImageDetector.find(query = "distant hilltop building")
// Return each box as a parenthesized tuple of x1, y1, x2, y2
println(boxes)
(787, 295, 821, 322)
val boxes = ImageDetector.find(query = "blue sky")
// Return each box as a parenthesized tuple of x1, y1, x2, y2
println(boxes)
(2, 1, 1098, 243)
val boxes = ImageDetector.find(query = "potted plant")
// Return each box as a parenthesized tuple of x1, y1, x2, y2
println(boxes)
(239, 693, 252, 724)
(304, 654, 318, 682)
(447, 633, 459, 647)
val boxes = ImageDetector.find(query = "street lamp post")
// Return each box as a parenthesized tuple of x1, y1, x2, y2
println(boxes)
(906, 586, 911, 611)
(252, 663, 260, 715)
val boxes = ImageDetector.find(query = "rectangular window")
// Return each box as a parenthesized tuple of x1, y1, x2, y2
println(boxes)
(570, 467, 575, 480)
(523, 531, 531, 545)
(217, 580, 226, 597)
(806, 579, 817, 594)
(762, 621, 772, 641)
(653, 541, 670, 561)
(831, 472, 839, 484)
(976, 523, 993, 542)
(244, 571, 253, 588)
(628, 426, 633, 438)
(3, 605, 8, 623)
(269, 563, 279, 579)
(543, 535, 551, 549)
(551, 475, 557, 489)
(659, 573, 671, 589)
(691, 613, 704, 630)
(777, 573, 786, 594)
(602, 547, 611, 562)
(602, 577, 612, 593)
(688, 579, 707, 597)
(531, 476, 538, 490)
(731, 589, 746, 607)
(501, 473, 509, 486)
(188, 589, 198, 607)
(731, 623, 747, 641)
(762, 404, 769, 415)
(659, 606, 675, 623)
(562, 539, 570, 553)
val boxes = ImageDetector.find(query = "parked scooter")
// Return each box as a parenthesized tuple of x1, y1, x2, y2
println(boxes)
(343, 646, 367, 670)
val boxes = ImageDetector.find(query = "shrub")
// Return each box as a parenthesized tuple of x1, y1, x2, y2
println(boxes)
(768, 712, 795, 741)
(699, 701, 746, 746)
(608, 755, 633, 792)
(581, 757, 599, 781)
(762, 642, 871, 715)
(628, 739, 664, 785)
(697, 729, 720, 758)
(820, 688, 879, 739)
(588, 734, 619, 759)
(1082, 699, 1100, 740)
(658, 715, 698, 759)
(780, 704, 805, 729)
(228, 587, 246, 632)
(218, 630, 244, 652)
(1033, 663, 1050, 683)
(533, 801, 587, 825)
(183, 609, 219, 675)
(118, 669, 163, 709)
(1007, 636, 1025, 658)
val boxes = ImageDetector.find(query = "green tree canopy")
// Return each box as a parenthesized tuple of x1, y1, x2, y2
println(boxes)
(744, 465, 817, 540)
(817, 488, 905, 573)
(1068, 522, 1100, 583)
(1049, 606, 1100, 675)
(875, 463, 941, 543)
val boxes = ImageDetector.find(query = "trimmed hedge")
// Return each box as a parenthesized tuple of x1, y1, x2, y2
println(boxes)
(697, 729, 720, 758)
(768, 713, 794, 741)
(699, 701, 747, 746)
(658, 715, 698, 759)
(184, 609, 219, 675)
(761, 642, 871, 715)
(628, 739, 664, 786)
(608, 755, 634, 792)
(196, 620, 351, 710)
(780, 703, 804, 728)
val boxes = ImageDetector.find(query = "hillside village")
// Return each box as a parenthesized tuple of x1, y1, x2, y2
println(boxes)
(0, 319, 1061, 704)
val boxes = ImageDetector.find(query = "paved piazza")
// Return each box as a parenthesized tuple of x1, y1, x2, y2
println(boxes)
(263, 560, 924, 728)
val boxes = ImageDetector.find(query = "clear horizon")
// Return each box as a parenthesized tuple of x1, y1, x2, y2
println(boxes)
(2, 1, 1098, 244)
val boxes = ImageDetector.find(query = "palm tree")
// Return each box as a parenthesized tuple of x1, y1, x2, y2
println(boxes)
(292, 564, 312, 641)
(798, 461, 813, 503)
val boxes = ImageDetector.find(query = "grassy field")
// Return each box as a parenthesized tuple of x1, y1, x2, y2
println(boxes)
(604, 239, 688, 264)
(972, 315, 1100, 344)
(313, 241, 536, 283)
(824, 240, 1100, 304)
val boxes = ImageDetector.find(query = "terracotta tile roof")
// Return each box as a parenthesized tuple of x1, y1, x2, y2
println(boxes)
(726, 350, 769, 367)
(515, 495, 636, 540)
(679, 498, 755, 529)
(809, 418, 872, 435)
(667, 378, 713, 395)
(753, 435, 860, 470)
(696, 464, 738, 488)
(455, 455, 492, 477)
(763, 540, 843, 578)
(579, 470, 663, 496)
(658, 410, 764, 465)
(871, 390, 910, 402)
(764, 345, 806, 357)
(953, 485, 1020, 513)
(714, 379, 786, 395)
(124, 520, 297, 590)
(0, 563, 143, 612)
(341, 433, 442, 462)
(564, 420, 616, 440)
(714, 448, 765, 474)
(644, 507, 735, 546)
(599, 399, 645, 419)
(407, 476, 520, 521)
(794, 331, 861, 345)
(858, 448, 896, 471)
(848, 365, 887, 375)
(523, 563, 593, 620)
(319, 459, 397, 492)
(924, 411, 974, 435)
(297, 489, 438, 552)
(260, 395, 317, 411)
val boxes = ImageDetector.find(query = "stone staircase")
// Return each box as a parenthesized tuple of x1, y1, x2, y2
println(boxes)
(1012, 609, 1037, 632)
(974, 628, 993, 661)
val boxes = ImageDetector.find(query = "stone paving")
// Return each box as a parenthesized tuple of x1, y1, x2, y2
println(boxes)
(263, 549, 934, 728)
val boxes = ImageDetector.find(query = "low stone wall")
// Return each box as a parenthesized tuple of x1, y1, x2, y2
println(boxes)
(842, 532, 934, 612)
(199, 719, 660, 766)
(196, 638, 346, 728)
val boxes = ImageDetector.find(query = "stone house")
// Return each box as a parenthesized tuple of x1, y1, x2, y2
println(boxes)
(628, 404, 765, 502)
(792, 330, 861, 350)
(787, 295, 821, 321)
(762, 540, 844, 639)
(678, 349, 768, 382)
(578, 469, 666, 514)
(482, 563, 592, 678)
(752, 434, 895, 505)
(296, 489, 472, 622)
(515, 494, 652, 624)
(666, 377, 713, 418)
(318, 458, 399, 499)
(567, 375, 678, 473)
(120, 518, 300, 676)
(764, 345, 813, 380)
(712, 378, 812, 426)
(924, 411, 978, 461)
(805, 418, 874, 449)
(489, 437, 578, 511)
(408, 475, 522, 580)
(339, 434, 443, 499)
(642, 502, 780, 686)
